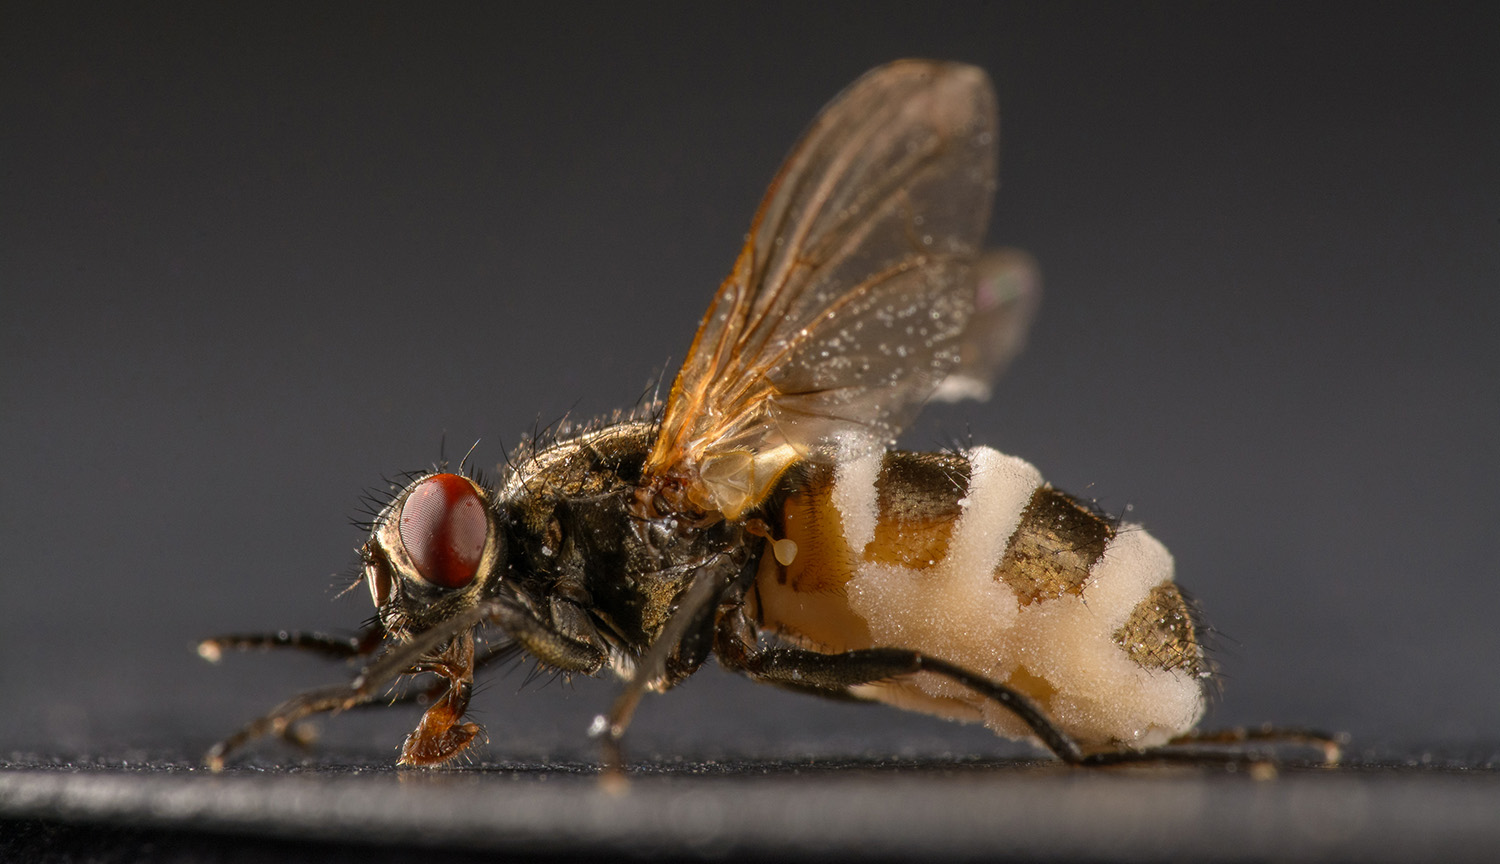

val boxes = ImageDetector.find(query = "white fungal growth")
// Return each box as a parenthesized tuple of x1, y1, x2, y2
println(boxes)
(839, 446, 1204, 749)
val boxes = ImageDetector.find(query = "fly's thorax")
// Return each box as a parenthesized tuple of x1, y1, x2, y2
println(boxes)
(499, 421, 659, 566)
(499, 421, 658, 516)
(753, 446, 1207, 750)
(494, 421, 652, 641)
(496, 419, 745, 651)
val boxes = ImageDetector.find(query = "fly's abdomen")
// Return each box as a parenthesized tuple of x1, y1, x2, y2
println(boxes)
(753, 447, 1208, 750)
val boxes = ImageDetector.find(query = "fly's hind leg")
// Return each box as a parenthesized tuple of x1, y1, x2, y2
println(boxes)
(1072, 727, 1344, 769)
(714, 612, 1088, 763)
(1145, 725, 1345, 765)
(717, 611, 1342, 768)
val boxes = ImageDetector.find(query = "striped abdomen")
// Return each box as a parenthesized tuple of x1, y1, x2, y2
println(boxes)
(751, 447, 1208, 750)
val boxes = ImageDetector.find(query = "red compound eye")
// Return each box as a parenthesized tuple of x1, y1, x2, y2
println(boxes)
(398, 474, 488, 589)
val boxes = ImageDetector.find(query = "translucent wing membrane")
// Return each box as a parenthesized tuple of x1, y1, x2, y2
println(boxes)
(930, 248, 1042, 404)
(645, 60, 999, 517)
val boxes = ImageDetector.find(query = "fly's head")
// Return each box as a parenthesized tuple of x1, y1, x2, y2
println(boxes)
(361, 472, 507, 639)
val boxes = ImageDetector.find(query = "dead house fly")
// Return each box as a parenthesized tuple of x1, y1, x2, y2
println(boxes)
(200, 60, 1338, 771)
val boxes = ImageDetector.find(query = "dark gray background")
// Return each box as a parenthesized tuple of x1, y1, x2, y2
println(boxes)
(3, 2, 1497, 766)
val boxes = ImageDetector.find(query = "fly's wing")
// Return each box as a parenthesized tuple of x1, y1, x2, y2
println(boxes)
(644, 60, 999, 518)
(930, 247, 1041, 404)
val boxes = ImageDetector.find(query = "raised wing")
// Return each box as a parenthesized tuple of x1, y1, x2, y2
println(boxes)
(930, 247, 1041, 404)
(644, 60, 999, 518)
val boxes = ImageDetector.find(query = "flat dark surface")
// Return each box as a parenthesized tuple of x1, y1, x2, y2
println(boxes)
(4, 750, 1500, 863)
(4, 2, 1499, 861)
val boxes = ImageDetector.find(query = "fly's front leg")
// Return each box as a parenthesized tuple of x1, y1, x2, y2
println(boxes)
(370, 641, 524, 711)
(197, 625, 389, 751)
(398, 631, 479, 766)
(197, 624, 385, 663)
(208, 604, 493, 770)
(206, 599, 608, 770)
(403, 599, 607, 766)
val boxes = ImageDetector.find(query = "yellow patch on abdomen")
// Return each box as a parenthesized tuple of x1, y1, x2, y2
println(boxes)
(753, 454, 970, 652)
(752, 467, 872, 652)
